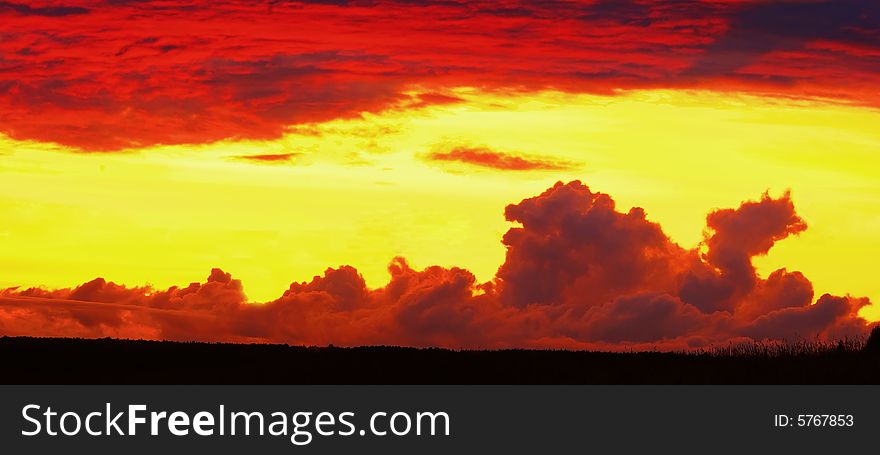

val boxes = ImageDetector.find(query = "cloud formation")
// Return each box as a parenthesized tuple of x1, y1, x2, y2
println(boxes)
(2, 181, 874, 349)
(1, 0, 878, 150)
(233, 152, 300, 163)
(0, 1, 89, 17)
(426, 146, 577, 171)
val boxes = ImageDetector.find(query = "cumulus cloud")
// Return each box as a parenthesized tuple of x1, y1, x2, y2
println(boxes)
(497, 181, 685, 308)
(1, 181, 875, 349)
(680, 191, 808, 313)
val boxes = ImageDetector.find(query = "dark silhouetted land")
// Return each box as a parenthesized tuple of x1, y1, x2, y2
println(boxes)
(2, 335, 880, 384)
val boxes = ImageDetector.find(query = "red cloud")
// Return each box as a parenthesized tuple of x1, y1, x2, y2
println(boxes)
(426, 146, 577, 171)
(1, 181, 874, 349)
(1, 1, 878, 150)
(233, 152, 299, 163)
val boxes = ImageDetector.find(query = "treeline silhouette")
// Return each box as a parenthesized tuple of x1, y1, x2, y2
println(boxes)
(1, 329, 879, 384)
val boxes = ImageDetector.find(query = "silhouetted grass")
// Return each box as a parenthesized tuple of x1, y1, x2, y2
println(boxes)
(1, 334, 878, 384)
(690, 338, 866, 358)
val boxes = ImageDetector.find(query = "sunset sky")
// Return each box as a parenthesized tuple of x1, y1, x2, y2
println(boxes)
(1, 0, 879, 347)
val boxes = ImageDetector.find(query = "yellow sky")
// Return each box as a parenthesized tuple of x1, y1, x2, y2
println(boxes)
(1, 89, 879, 319)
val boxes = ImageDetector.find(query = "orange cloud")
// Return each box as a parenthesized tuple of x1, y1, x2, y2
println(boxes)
(1, 181, 874, 349)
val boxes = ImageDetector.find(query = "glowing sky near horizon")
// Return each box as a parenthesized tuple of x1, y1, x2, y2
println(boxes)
(2, 88, 879, 320)
(3, 0, 880, 348)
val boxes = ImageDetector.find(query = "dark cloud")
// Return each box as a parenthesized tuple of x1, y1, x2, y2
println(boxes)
(0, 1, 89, 17)
(580, 0, 652, 26)
(685, 0, 880, 78)
(576, 293, 723, 344)
(741, 293, 871, 342)
(1, 181, 874, 349)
